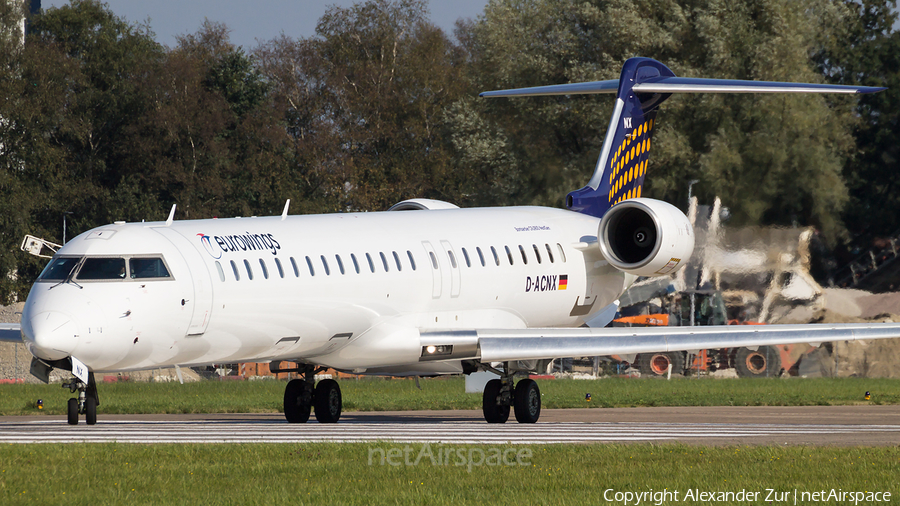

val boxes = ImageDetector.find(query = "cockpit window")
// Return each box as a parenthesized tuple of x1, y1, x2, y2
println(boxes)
(77, 258, 127, 280)
(38, 257, 82, 281)
(37, 255, 173, 283)
(130, 257, 171, 279)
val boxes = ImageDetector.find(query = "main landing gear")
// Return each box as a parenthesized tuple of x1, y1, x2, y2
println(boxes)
(282, 364, 342, 423)
(63, 372, 99, 425)
(280, 362, 541, 424)
(482, 362, 541, 424)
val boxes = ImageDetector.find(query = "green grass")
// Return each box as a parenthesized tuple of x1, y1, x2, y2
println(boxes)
(1, 376, 899, 416)
(1, 443, 898, 505)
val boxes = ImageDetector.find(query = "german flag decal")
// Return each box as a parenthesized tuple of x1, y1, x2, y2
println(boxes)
(559, 275, 568, 290)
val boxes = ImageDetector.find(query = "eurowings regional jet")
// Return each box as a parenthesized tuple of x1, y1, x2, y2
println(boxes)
(1, 57, 897, 426)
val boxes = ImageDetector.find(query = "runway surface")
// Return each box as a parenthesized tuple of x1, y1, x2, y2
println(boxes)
(2, 406, 899, 445)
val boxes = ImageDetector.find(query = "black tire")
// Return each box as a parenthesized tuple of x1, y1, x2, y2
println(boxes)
(67, 398, 79, 425)
(638, 352, 685, 377)
(283, 379, 312, 423)
(482, 379, 510, 423)
(513, 379, 541, 424)
(735, 346, 782, 378)
(85, 396, 97, 425)
(313, 379, 342, 423)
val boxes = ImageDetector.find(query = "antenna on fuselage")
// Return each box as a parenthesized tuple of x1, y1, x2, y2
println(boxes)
(281, 199, 290, 221)
(166, 204, 176, 226)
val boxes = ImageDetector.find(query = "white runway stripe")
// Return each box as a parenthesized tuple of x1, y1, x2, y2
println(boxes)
(3, 420, 899, 444)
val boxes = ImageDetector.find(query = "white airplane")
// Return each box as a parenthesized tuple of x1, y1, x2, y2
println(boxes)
(2, 57, 896, 426)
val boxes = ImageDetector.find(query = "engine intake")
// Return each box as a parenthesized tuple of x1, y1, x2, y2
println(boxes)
(598, 198, 694, 277)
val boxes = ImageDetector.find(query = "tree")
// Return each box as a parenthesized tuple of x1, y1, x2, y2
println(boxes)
(256, 0, 472, 212)
(18, 0, 165, 227)
(455, 0, 858, 240)
(815, 0, 900, 242)
(0, 0, 33, 302)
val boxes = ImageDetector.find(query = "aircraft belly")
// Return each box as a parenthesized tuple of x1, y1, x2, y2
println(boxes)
(313, 322, 421, 370)
(158, 298, 378, 367)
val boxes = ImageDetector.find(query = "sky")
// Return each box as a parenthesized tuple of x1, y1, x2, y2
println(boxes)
(40, 0, 490, 49)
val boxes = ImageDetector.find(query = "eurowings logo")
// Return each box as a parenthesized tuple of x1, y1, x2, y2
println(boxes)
(197, 232, 282, 258)
(197, 234, 222, 259)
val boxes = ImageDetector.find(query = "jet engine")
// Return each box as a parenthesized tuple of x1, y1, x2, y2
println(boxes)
(598, 198, 694, 277)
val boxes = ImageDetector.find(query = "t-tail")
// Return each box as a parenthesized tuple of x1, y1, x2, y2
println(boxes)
(481, 57, 885, 219)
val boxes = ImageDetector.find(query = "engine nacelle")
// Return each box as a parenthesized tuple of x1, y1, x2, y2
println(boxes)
(388, 199, 460, 211)
(598, 198, 694, 277)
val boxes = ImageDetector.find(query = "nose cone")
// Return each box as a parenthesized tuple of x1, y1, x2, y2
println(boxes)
(23, 311, 78, 361)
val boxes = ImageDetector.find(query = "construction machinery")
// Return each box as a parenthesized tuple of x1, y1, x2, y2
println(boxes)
(612, 289, 812, 378)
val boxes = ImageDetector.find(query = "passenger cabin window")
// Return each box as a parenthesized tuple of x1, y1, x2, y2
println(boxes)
(320, 255, 331, 275)
(231, 260, 241, 281)
(306, 256, 316, 276)
(380, 252, 389, 272)
(215, 261, 225, 282)
(77, 258, 126, 280)
(38, 257, 81, 281)
(518, 245, 528, 264)
(407, 251, 417, 270)
(490, 246, 500, 266)
(545, 244, 555, 263)
(476, 247, 486, 267)
(504, 246, 514, 266)
(290, 257, 300, 277)
(130, 257, 171, 279)
(392, 251, 402, 271)
(462, 248, 471, 268)
(557, 243, 567, 262)
(429, 251, 438, 269)
(533, 245, 542, 264)
(351, 254, 360, 273)
(366, 253, 375, 273)
(336, 255, 345, 275)
(244, 259, 254, 280)
(274, 258, 285, 278)
(448, 250, 458, 269)
(259, 259, 269, 279)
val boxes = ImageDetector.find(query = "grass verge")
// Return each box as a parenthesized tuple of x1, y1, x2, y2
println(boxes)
(1, 443, 898, 505)
(1, 376, 898, 416)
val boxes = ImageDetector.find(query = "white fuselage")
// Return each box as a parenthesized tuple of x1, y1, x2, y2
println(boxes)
(21, 206, 633, 374)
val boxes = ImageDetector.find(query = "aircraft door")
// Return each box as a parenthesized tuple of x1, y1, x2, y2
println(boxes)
(153, 228, 214, 335)
(421, 241, 442, 299)
(440, 240, 461, 298)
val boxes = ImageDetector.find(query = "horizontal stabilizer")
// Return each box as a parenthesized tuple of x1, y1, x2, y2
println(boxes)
(480, 77, 885, 98)
(0, 323, 21, 343)
(480, 79, 619, 98)
(633, 77, 885, 94)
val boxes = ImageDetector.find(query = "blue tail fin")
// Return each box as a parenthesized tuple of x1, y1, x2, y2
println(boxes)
(566, 58, 675, 217)
(480, 57, 884, 218)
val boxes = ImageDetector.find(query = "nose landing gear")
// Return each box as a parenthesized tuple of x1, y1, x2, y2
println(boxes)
(63, 372, 99, 425)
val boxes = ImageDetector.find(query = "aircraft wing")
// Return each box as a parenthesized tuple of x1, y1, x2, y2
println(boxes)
(0, 323, 22, 343)
(419, 322, 900, 363)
